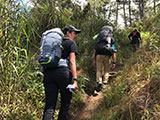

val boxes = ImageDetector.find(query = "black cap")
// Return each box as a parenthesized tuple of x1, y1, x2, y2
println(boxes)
(63, 25, 81, 34)
(134, 28, 137, 32)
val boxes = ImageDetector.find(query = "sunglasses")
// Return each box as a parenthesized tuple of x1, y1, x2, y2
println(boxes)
(73, 31, 78, 35)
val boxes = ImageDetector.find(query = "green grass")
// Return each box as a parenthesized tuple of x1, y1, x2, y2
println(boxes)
(0, 1, 160, 119)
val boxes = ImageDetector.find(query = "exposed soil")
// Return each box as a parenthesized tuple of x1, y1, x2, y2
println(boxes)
(71, 91, 104, 120)
(70, 70, 121, 120)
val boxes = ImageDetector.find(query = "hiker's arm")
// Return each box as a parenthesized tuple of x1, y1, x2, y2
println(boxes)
(112, 52, 116, 70)
(139, 32, 142, 42)
(94, 50, 97, 66)
(128, 33, 132, 40)
(69, 52, 78, 90)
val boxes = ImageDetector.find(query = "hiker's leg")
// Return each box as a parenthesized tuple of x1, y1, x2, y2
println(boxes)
(137, 41, 140, 48)
(103, 56, 110, 84)
(58, 72, 72, 120)
(43, 83, 58, 120)
(58, 90, 72, 120)
(96, 55, 103, 83)
(132, 44, 136, 52)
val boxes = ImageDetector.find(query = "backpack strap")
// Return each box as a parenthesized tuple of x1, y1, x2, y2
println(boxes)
(133, 31, 137, 36)
(40, 36, 45, 52)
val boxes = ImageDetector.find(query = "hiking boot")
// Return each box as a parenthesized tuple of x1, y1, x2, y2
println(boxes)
(102, 83, 107, 89)
(103, 80, 108, 84)
(96, 82, 103, 92)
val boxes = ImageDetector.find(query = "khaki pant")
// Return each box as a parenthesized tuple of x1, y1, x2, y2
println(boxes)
(96, 55, 110, 84)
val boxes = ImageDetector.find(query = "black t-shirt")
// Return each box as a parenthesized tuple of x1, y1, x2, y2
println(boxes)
(128, 31, 141, 42)
(43, 37, 78, 72)
(43, 38, 78, 83)
(61, 37, 78, 59)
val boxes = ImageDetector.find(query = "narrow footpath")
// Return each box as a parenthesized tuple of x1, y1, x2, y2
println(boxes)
(71, 91, 104, 120)
(70, 70, 121, 120)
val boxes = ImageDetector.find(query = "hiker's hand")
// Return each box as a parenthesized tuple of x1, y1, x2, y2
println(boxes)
(112, 63, 116, 71)
(72, 81, 78, 92)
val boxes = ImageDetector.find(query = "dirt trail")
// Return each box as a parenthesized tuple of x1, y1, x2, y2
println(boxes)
(71, 71, 120, 120)
(72, 91, 104, 120)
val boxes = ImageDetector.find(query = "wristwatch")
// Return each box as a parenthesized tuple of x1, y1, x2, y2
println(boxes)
(112, 62, 116, 64)
(72, 78, 78, 81)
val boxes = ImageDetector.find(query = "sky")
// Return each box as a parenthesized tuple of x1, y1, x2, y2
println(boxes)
(16, 0, 158, 28)
(72, 0, 88, 7)
(14, 0, 124, 27)
(15, 0, 87, 9)
(15, 0, 34, 9)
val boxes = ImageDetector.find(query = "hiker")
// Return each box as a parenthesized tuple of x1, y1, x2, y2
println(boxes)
(128, 28, 142, 52)
(93, 25, 116, 91)
(42, 25, 81, 120)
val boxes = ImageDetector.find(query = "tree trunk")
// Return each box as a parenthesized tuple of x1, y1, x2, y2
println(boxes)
(115, 1, 119, 25)
(139, 0, 142, 19)
(141, 0, 144, 18)
(139, 0, 144, 19)
(153, 0, 156, 13)
(123, 0, 127, 27)
(129, 0, 132, 26)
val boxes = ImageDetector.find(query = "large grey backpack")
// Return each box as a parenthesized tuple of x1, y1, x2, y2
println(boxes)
(38, 28, 68, 68)
(94, 26, 115, 56)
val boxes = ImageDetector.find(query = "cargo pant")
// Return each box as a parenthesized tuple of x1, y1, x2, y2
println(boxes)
(96, 55, 110, 84)
(43, 67, 72, 120)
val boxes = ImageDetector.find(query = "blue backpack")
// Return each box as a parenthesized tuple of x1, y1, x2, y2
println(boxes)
(38, 28, 68, 68)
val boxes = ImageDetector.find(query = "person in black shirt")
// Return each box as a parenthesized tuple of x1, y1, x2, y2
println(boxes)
(43, 25, 81, 120)
(128, 28, 142, 52)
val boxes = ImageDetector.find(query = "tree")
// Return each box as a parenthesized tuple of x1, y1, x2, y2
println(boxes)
(128, 0, 132, 25)
(139, 0, 145, 19)
(115, 0, 119, 25)
(123, 0, 127, 27)
(153, 0, 156, 13)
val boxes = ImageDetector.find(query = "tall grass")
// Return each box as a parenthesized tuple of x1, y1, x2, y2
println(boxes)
(0, 1, 44, 119)
(89, 10, 160, 120)
(0, 0, 113, 119)
(1, 0, 159, 119)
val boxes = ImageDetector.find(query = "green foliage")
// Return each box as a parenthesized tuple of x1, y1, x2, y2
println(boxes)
(114, 28, 132, 63)
(0, 1, 43, 119)
(0, 0, 160, 119)
(78, 76, 89, 93)
(0, 0, 111, 119)
(90, 12, 160, 120)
